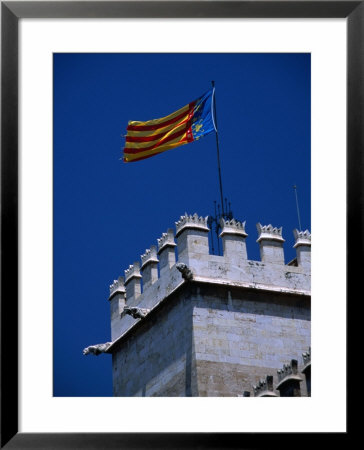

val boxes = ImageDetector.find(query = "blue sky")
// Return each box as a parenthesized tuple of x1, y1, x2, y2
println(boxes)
(53, 53, 310, 396)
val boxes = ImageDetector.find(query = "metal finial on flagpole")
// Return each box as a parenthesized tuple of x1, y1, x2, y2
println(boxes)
(293, 185, 302, 231)
(211, 80, 225, 217)
(208, 81, 236, 255)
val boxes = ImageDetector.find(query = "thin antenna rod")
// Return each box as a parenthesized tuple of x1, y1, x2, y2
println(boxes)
(211, 80, 225, 217)
(216, 203, 221, 255)
(293, 185, 302, 231)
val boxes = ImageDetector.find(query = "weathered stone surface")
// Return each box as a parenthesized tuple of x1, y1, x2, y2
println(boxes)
(253, 375, 277, 397)
(109, 277, 126, 342)
(293, 229, 311, 269)
(112, 291, 196, 396)
(110, 283, 310, 396)
(158, 228, 177, 277)
(140, 246, 159, 289)
(106, 213, 311, 396)
(276, 359, 303, 397)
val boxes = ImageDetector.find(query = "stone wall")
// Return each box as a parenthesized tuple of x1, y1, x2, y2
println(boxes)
(111, 282, 310, 397)
(191, 284, 310, 396)
(104, 213, 311, 397)
(107, 213, 311, 342)
(112, 288, 196, 396)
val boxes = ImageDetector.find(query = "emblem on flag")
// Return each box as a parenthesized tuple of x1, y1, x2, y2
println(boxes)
(122, 89, 216, 163)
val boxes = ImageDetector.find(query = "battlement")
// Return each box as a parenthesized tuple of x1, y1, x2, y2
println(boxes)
(293, 229, 311, 268)
(253, 375, 277, 397)
(108, 212, 311, 341)
(219, 217, 248, 237)
(175, 213, 209, 237)
(256, 223, 284, 242)
(109, 276, 125, 298)
(277, 359, 300, 384)
(242, 349, 311, 397)
(276, 359, 303, 397)
(124, 262, 142, 284)
(157, 228, 176, 253)
(293, 229, 311, 247)
(141, 246, 159, 268)
(302, 347, 311, 367)
(301, 347, 311, 396)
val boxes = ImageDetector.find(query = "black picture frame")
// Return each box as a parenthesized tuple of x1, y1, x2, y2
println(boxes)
(1, 1, 356, 448)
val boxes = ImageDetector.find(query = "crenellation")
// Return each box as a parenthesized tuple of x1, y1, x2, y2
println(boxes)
(141, 245, 159, 268)
(175, 213, 210, 271)
(175, 212, 209, 237)
(141, 245, 159, 289)
(157, 228, 177, 276)
(109, 276, 126, 342)
(109, 276, 126, 298)
(293, 229, 311, 247)
(277, 359, 299, 383)
(124, 262, 142, 303)
(256, 223, 284, 242)
(256, 223, 285, 264)
(220, 217, 248, 237)
(157, 228, 176, 252)
(302, 347, 311, 367)
(301, 347, 311, 396)
(277, 359, 303, 396)
(125, 262, 142, 284)
(293, 229, 311, 268)
(220, 217, 248, 260)
(109, 212, 310, 349)
(253, 375, 277, 397)
(86, 202, 312, 397)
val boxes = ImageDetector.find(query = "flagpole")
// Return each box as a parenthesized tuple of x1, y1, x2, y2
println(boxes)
(211, 80, 225, 217)
(293, 185, 302, 231)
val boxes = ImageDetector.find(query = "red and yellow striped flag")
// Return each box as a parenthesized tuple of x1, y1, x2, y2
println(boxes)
(122, 89, 215, 163)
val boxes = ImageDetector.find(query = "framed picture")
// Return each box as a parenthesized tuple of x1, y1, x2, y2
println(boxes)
(1, 1, 355, 448)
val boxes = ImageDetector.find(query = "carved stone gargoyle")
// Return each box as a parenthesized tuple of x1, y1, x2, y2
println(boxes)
(123, 306, 150, 319)
(83, 342, 111, 356)
(176, 262, 193, 281)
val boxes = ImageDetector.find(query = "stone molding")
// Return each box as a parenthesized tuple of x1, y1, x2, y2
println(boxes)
(112, 212, 310, 342)
(277, 359, 302, 388)
(175, 213, 209, 237)
(256, 223, 285, 243)
(109, 276, 126, 299)
(124, 262, 142, 284)
(107, 277, 186, 353)
(192, 274, 310, 297)
(253, 375, 278, 397)
(293, 229, 311, 248)
(106, 274, 310, 355)
(219, 217, 248, 238)
(141, 245, 159, 269)
(157, 228, 177, 253)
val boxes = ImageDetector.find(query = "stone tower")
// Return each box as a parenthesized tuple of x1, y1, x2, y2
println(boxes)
(87, 213, 311, 397)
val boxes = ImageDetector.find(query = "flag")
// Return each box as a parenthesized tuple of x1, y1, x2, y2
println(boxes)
(122, 89, 216, 163)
